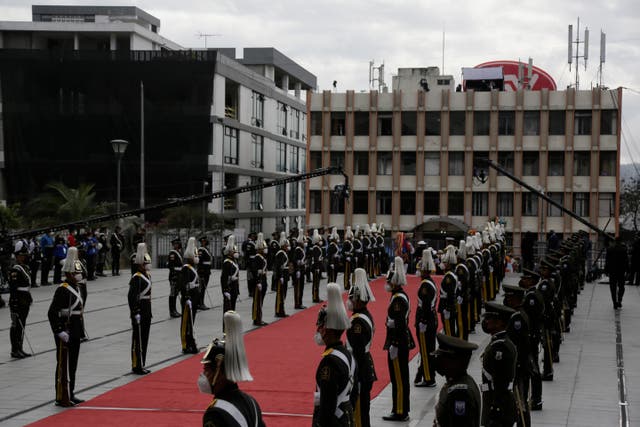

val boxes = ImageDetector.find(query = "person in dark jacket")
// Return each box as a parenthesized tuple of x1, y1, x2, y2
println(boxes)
(128, 243, 152, 375)
(605, 237, 629, 309)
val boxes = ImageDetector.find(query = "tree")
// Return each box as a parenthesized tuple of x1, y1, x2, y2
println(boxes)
(0, 204, 23, 232)
(23, 182, 105, 227)
(621, 177, 640, 232)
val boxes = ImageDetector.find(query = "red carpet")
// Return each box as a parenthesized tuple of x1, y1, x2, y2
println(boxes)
(28, 274, 440, 426)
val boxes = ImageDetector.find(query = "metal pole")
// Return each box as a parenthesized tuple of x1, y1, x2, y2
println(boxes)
(201, 181, 208, 232)
(116, 156, 122, 214)
(140, 81, 145, 215)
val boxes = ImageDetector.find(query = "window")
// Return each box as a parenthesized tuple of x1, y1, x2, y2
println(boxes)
(251, 91, 264, 127)
(300, 150, 307, 173)
(289, 145, 299, 173)
(547, 192, 564, 217)
(599, 193, 615, 217)
(498, 111, 515, 135)
(250, 177, 263, 210)
(523, 111, 540, 135)
(400, 192, 416, 215)
(330, 151, 344, 172)
(224, 174, 238, 210)
(224, 79, 239, 119)
(448, 192, 464, 215)
(251, 134, 263, 169)
(330, 193, 345, 214)
(472, 192, 488, 216)
(473, 111, 490, 135)
(277, 102, 288, 136)
(354, 112, 369, 135)
(522, 193, 538, 216)
(449, 111, 465, 135)
(250, 217, 263, 233)
(548, 152, 565, 176)
(498, 151, 514, 174)
(309, 190, 321, 213)
(401, 112, 417, 135)
(600, 151, 616, 176)
(354, 151, 369, 175)
(276, 142, 288, 172)
(549, 110, 566, 135)
(573, 151, 590, 176)
(437, 78, 451, 85)
(601, 110, 617, 135)
(574, 110, 592, 135)
(353, 191, 368, 214)
(378, 113, 393, 136)
(400, 152, 416, 175)
(311, 112, 323, 135)
(310, 150, 322, 170)
(376, 191, 392, 215)
(425, 152, 440, 176)
(290, 108, 301, 139)
(448, 152, 464, 176)
(424, 192, 440, 215)
(522, 152, 539, 176)
(331, 112, 345, 136)
(377, 151, 392, 175)
(473, 151, 489, 173)
(223, 126, 238, 165)
(426, 112, 441, 136)
(573, 192, 590, 217)
(275, 184, 286, 209)
(497, 193, 513, 216)
(289, 182, 298, 209)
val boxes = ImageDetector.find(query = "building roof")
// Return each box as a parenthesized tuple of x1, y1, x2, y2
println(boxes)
(32, 5, 160, 28)
(240, 47, 316, 90)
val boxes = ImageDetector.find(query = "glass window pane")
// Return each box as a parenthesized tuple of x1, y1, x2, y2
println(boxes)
(448, 192, 464, 215)
(425, 152, 440, 176)
(377, 152, 392, 175)
(549, 110, 565, 135)
(523, 111, 540, 135)
(400, 192, 416, 215)
(354, 112, 369, 136)
(426, 112, 441, 136)
(497, 193, 513, 216)
(354, 151, 369, 175)
(548, 152, 565, 176)
(401, 112, 417, 135)
(448, 152, 464, 176)
(522, 152, 539, 176)
(400, 152, 416, 175)
(353, 191, 368, 214)
(449, 111, 465, 135)
(498, 111, 515, 135)
(473, 111, 490, 135)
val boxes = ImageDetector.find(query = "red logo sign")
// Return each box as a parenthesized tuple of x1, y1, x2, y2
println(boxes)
(475, 60, 557, 91)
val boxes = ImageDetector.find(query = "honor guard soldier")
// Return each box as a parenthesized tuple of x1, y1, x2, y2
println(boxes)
(110, 226, 124, 276)
(9, 241, 33, 358)
(199, 311, 266, 427)
(455, 258, 471, 341)
(252, 233, 269, 326)
(197, 236, 213, 311)
(433, 333, 481, 427)
(242, 232, 257, 298)
(383, 256, 415, 421)
(480, 302, 518, 427)
(342, 226, 354, 290)
(347, 268, 377, 427)
(167, 238, 183, 318)
(274, 233, 290, 317)
(47, 247, 85, 407)
(353, 225, 364, 273)
(377, 223, 388, 275)
(179, 237, 201, 354)
(605, 236, 628, 309)
(293, 232, 307, 309)
(311, 229, 324, 303)
(439, 246, 459, 338)
(313, 282, 356, 427)
(362, 224, 373, 278)
(129, 243, 152, 375)
(370, 224, 379, 276)
(221, 235, 241, 319)
(414, 249, 438, 387)
(268, 232, 280, 291)
(327, 227, 340, 283)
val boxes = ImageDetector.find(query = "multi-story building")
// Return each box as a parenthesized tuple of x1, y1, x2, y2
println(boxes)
(307, 68, 621, 251)
(0, 5, 315, 236)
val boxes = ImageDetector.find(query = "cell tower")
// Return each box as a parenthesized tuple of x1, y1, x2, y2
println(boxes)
(568, 18, 589, 89)
(598, 30, 607, 88)
(369, 60, 387, 92)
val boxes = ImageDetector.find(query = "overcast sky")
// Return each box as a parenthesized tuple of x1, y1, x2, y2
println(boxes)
(3, 0, 640, 164)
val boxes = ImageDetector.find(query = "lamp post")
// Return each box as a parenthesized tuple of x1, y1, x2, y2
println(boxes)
(110, 139, 129, 214)
(202, 181, 209, 232)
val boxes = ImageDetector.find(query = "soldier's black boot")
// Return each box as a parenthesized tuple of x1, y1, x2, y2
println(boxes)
(10, 328, 24, 358)
(169, 296, 180, 318)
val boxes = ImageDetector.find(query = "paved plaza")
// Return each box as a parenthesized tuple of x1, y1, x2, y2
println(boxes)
(0, 269, 637, 426)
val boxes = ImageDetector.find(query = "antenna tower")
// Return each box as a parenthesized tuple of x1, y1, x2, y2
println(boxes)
(598, 30, 606, 88)
(369, 60, 387, 92)
(568, 18, 589, 89)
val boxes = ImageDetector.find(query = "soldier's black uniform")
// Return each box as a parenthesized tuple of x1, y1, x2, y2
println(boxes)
(376, 234, 388, 276)
(347, 308, 377, 427)
(179, 261, 200, 353)
(128, 270, 152, 373)
(312, 343, 356, 426)
(353, 235, 364, 272)
(110, 229, 124, 276)
(342, 238, 354, 290)
(242, 237, 257, 297)
(439, 271, 459, 337)
(221, 254, 240, 316)
(197, 241, 213, 310)
(292, 241, 307, 309)
(268, 237, 280, 291)
(455, 263, 470, 341)
(414, 274, 437, 386)
(167, 245, 183, 318)
(252, 252, 268, 326)
(273, 247, 290, 317)
(311, 243, 323, 303)
(327, 240, 340, 283)
(9, 260, 32, 358)
(202, 382, 266, 427)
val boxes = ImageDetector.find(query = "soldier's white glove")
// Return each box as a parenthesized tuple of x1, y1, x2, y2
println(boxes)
(134, 314, 141, 324)
(186, 300, 192, 308)
(257, 284, 262, 291)
(347, 257, 351, 263)
(264, 248, 268, 254)
(296, 271, 301, 279)
(457, 296, 463, 305)
(386, 319, 396, 328)
(419, 322, 427, 333)
(443, 309, 451, 320)
(389, 345, 398, 360)
(224, 292, 231, 300)
(330, 264, 334, 270)
(57, 331, 70, 343)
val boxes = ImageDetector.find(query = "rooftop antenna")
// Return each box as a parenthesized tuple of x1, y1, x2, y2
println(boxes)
(568, 18, 589, 89)
(197, 32, 221, 49)
(598, 30, 606, 88)
(369, 60, 387, 92)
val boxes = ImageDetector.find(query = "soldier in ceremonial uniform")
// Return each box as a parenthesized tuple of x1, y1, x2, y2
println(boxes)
(347, 268, 377, 427)
(432, 333, 481, 427)
(179, 237, 201, 354)
(342, 226, 354, 290)
(311, 229, 324, 303)
(455, 261, 470, 341)
(605, 236, 628, 309)
(414, 249, 438, 387)
(110, 226, 124, 276)
(269, 232, 280, 291)
(274, 233, 290, 317)
(353, 225, 364, 275)
(362, 224, 372, 278)
(383, 256, 415, 421)
(327, 227, 340, 283)
(167, 238, 183, 318)
(480, 302, 518, 427)
(377, 223, 388, 275)
(252, 233, 268, 326)
(439, 247, 459, 338)
(199, 311, 265, 427)
(197, 236, 213, 310)
(47, 247, 85, 407)
(313, 282, 356, 426)
(128, 243, 152, 375)
(242, 232, 257, 298)
(9, 241, 33, 358)
(293, 232, 307, 309)
(221, 235, 241, 319)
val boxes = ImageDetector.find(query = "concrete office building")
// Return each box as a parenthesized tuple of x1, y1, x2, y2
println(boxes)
(307, 68, 621, 251)
(0, 5, 315, 236)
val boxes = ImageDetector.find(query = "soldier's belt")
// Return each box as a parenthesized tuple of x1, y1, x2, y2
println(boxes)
(202, 262, 211, 265)
(140, 295, 151, 300)
(481, 381, 513, 392)
(59, 309, 82, 316)
(16, 287, 30, 292)
(187, 283, 199, 289)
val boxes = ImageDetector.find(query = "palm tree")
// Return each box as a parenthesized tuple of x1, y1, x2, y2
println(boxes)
(23, 182, 106, 227)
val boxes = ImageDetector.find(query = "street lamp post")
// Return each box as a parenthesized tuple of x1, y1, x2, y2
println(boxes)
(110, 139, 129, 214)
(202, 181, 209, 232)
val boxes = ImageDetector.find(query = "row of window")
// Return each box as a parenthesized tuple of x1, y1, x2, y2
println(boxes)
(309, 190, 614, 218)
(248, 181, 305, 211)
(311, 110, 617, 137)
(309, 150, 617, 177)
